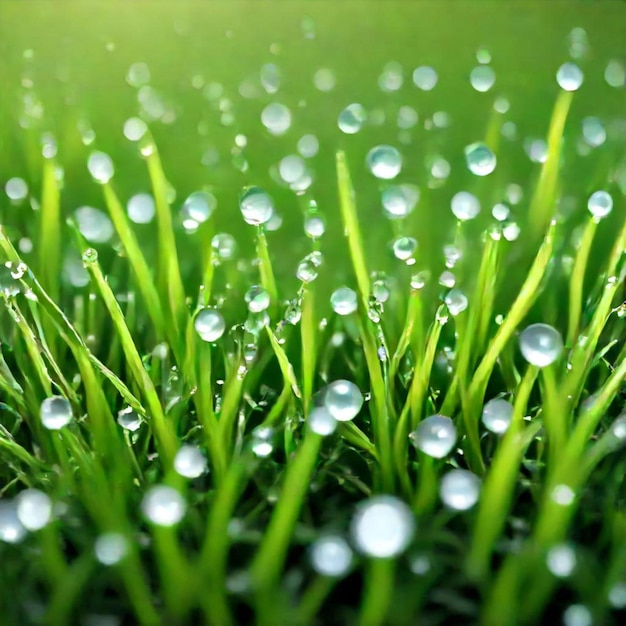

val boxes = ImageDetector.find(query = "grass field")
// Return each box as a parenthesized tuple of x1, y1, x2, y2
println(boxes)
(0, 2, 625, 625)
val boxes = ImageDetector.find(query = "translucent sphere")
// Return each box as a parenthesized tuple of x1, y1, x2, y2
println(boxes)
(605, 59, 626, 88)
(382, 184, 419, 219)
(556, 62, 584, 91)
(581, 117, 606, 147)
(308, 407, 337, 436)
(519, 323, 563, 368)
(470, 66, 496, 92)
(245, 285, 271, 313)
(16, 489, 52, 530)
(366, 145, 402, 180)
(330, 287, 358, 316)
(444, 289, 468, 316)
(41, 396, 72, 430)
(174, 445, 207, 479)
(95, 533, 128, 565)
(87, 151, 114, 184)
(182, 191, 216, 224)
(141, 485, 186, 526)
(212, 233, 237, 262)
(351, 495, 415, 558)
(465, 142, 496, 176)
(261, 103, 292, 136)
(74, 206, 114, 243)
(5, 177, 28, 201)
(337, 103, 367, 134)
(412, 66, 438, 91)
(296, 251, 323, 283)
(313, 68, 336, 92)
(123, 117, 147, 141)
(546, 543, 576, 577)
(410, 415, 457, 458)
(194, 309, 226, 342)
(451, 192, 480, 221)
(239, 186, 273, 226)
(440, 469, 481, 510)
(297, 134, 319, 158)
(279, 155, 306, 185)
(324, 380, 363, 422)
(0, 501, 27, 544)
(127, 193, 155, 224)
(304, 214, 325, 238)
(481, 398, 514, 434)
(563, 605, 592, 626)
(392, 236, 417, 261)
(310, 535, 353, 576)
(587, 191, 612, 219)
(117, 407, 142, 432)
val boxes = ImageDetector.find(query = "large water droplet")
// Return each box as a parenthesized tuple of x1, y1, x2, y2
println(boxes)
(16, 489, 52, 531)
(239, 186, 273, 226)
(337, 103, 367, 134)
(87, 151, 114, 184)
(440, 469, 481, 510)
(194, 309, 226, 342)
(587, 190, 612, 219)
(95, 533, 128, 565)
(74, 206, 114, 243)
(174, 445, 207, 479)
(261, 103, 292, 135)
(451, 191, 480, 221)
(366, 145, 402, 180)
(556, 62, 583, 91)
(324, 380, 363, 422)
(465, 142, 496, 176)
(308, 407, 337, 436)
(482, 398, 514, 434)
(41, 396, 72, 430)
(141, 485, 186, 526)
(330, 287, 357, 316)
(470, 66, 495, 92)
(410, 415, 457, 458)
(351, 496, 415, 558)
(412, 66, 438, 91)
(310, 535, 353, 576)
(519, 323, 563, 367)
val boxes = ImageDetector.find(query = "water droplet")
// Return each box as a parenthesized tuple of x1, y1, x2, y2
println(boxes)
(338, 103, 367, 134)
(470, 66, 495, 92)
(609, 582, 626, 608)
(296, 251, 323, 283)
(16, 489, 52, 530)
(482, 398, 514, 434)
(502, 222, 521, 241)
(297, 134, 319, 158)
(493, 97, 510, 114)
(551, 484, 575, 506)
(261, 102, 291, 136)
(41, 396, 72, 430)
(413, 66, 438, 91)
(182, 191, 216, 225)
(587, 190, 612, 219)
(411, 271, 429, 290)
(392, 236, 418, 262)
(556, 62, 583, 91)
(127, 193, 155, 224)
(313, 68, 336, 92)
(382, 184, 419, 219)
(372, 275, 390, 303)
(440, 469, 481, 510)
(410, 415, 457, 458)
(444, 289, 468, 316)
(251, 430, 273, 457)
(95, 533, 128, 565)
(174, 445, 207, 479)
(409, 554, 431, 575)
(126, 62, 150, 87)
(87, 151, 114, 184)
(244, 285, 270, 313)
(260, 63, 281, 94)
(74, 206, 114, 243)
(82, 248, 99, 265)
(605, 59, 625, 88)
(5, 177, 28, 201)
(351, 496, 415, 558)
(308, 407, 337, 436)
(123, 117, 147, 142)
(378, 61, 403, 92)
(117, 407, 142, 432)
(465, 142, 496, 176)
(278, 154, 306, 184)
(141, 485, 186, 526)
(324, 380, 363, 422)
(546, 543, 576, 577)
(239, 186, 273, 226)
(310, 535, 352, 576)
(451, 191, 480, 221)
(581, 117, 606, 147)
(611, 415, 626, 440)
(194, 309, 226, 342)
(366, 145, 402, 180)
(492, 203, 510, 222)
(330, 287, 357, 316)
(0, 501, 27, 544)
(519, 323, 563, 368)
(563, 604, 592, 626)
(304, 211, 325, 238)
(397, 105, 418, 130)
(212, 233, 237, 262)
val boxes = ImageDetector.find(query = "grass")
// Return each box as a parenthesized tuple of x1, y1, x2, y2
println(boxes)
(1, 18, 626, 626)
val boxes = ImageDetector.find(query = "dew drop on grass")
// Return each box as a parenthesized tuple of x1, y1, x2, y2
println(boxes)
(74, 206, 114, 243)
(261, 102, 291, 135)
(378, 61, 403, 92)
(444, 289, 468, 316)
(609, 582, 626, 608)
(41, 396, 72, 430)
(0, 501, 27, 544)
(5, 177, 28, 201)
(117, 407, 142, 432)
(392, 236, 417, 262)
(382, 184, 419, 219)
(16, 489, 52, 531)
(296, 251, 323, 283)
(324, 380, 363, 422)
(556, 62, 583, 91)
(330, 286, 357, 316)
(304, 211, 325, 238)
(212, 233, 237, 262)
(351, 495, 415, 558)
(87, 151, 114, 184)
(194, 308, 226, 342)
(470, 65, 495, 92)
(581, 117, 606, 147)
(251, 432, 273, 458)
(337, 103, 367, 134)
(123, 117, 147, 141)
(174, 445, 207, 479)
(278, 154, 306, 184)
(297, 134, 319, 158)
(546, 543, 576, 577)
(127, 193, 155, 224)
(95, 533, 128, 565)
(182, 191, 216, 224)
(440, 469, 481, 510)
(397, 105, 418, 129)
(502, 222, 521, 241)
(410, 415, 457, 458)
(141, 485, 186, 527)
(245, 285, 270, 313)
(310, 535, 353, 576)
(126, 62, 151, 87)
(82, 247, 99, 265)
(313, 68, 336, 92)
(492, 203, 510, 221)
(430, 157, 451, 180)
(563, 604, 592, 626)
(465, 142, 496, 176)
(611, 415, 626, 440)
(519, 323, 563, 368)
(413, 66, 438, 91)
(366, 145, 402, 179)
(551, 484, 575, 506)
(481, 398, 514, 434)
(451, 191, 480, 221)
(587, 190, 612, 219)
(308, 406, 337, 436)
(62, 255, 90, 287)
(239, 186, 273, 226)
(605, 59, 626, 88)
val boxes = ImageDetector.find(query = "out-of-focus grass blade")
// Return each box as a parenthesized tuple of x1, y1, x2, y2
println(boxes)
(256, 230, 278, 312)
(300, 286, 316, 415)
(266, 325, 301, 399)
(38, 159, 61, 303)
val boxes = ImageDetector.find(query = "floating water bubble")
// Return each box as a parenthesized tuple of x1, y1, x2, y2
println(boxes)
(194, 309, 226, 342)
(41, 396, 72, 430)
(324, 380, 363, 422)
(378, 61, 403, 92)
(546, 543, 576, 577)
(0, 501, 27, 544)
(605, 59, 626, 88)
(239, 186, 273, 225)
(481, 398, 514, 434)
(410, 415, 457, 458)
(338, 103, 367, 134)
(351, 496, 415, 558)
(174, 445, 207, 479)
(581, 117, 606, 147)
(451, 191, 480, 221)
(556, 62, 583, 91)
(87, 151, 114, 184)
(212, 233, 237, 262)
(470, 66, 496, 92)
(117, 407, 142, 432)
(16, 489, 52, 531)
(563, 604, 592, 626)
(308, 407, 338, 436)
(245, 285, 270, 313)
(126, 62, 151, 88)
(551, 484, 575, 506)
(413, 66, 438, 91)
(519, 323, 563, 368)
(382, 184, 419, 219)
(297, 134, 319, 158)
(397, 105, 418, 130)
(440, 470, 481, 510)
(95, 533, 128, 565)
(261, 102, 291, 135)
(141, 485, 186, 526)
(296, 251, 323, 283)
(366, 145, 402, 180)
(5, 177, 28, 201)
(313, 68, 336, 92)
(127, 193, 155, 224)
(310, 535, 352, 576)
(74, 206, 114, 243)
(465, 142, 496, 176)
(609, 582, 626, 608)
(587, 190, 612, 219)
(492, 203, 510, 222)
(182, 191, 216, 225)
(392, 236, 417, 262)
(444, 289, 468, 316)
(279, 155, 306, 184)
(330, 287, 357, 316)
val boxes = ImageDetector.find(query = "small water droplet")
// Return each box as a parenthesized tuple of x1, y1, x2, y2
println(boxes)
(194, 309, 226, 342)
(174, 445, 207, 478)
(75, 206, 114, 243)
(87, 151, 114, 184)
(556, 62, 583, 91)
(117, 407, 142, 432)
(123, 117, 147, 142)
(16, 489, 52, 531)
(308, 407, 337, 436)
(41, 396, 72, 430)
(492, 203, 510, 221)
(126, 62, 151, 88)
(413, 66, 438, 91)
(261, 102, 291, 135)
(5, 177, 28, 201)
(297, 134, 319, 158)
(587, 190, 612, 219)
(378, 61, 403, 92)
(451, 191, 480, 221)
(338, 103, 367, 134)
(313, 68, 336, 92)
(182, 191, 216, 225)
(546, 543, 576, 577)
(296, 251, 323, 283)
(278, 154, 306, 184)
(382, 184, 419, 219)
(440, 469, 481, 510)
(324, 380, 363, 422)
(330, 287, 357, 316)
(609, 582, 626, 608)
(141, 485, 186, 526)
(245, 285, 270, 313)
(482, 398, 514, 434)
(0, 501, 27, 544)
(212, 233, 237, 262)
(366, 145, 402, 180)
(551, 484, 575, 506)
(410, 415, 457, 458)
(581, 116, 606, 147)
(563, 604, 592, 626)
(465, 142, 496, 176)
(519, 323, 563, 368)
(444, 289, 468, 316)
(470, 65, 496, 92)
(392, 236, 418, 262)
(239, 186, 273, 226)
(127, 193, 155, 224)
(397, 105, 418, 129)
(605, 59, 625, 88)
(82, 248, 99, 265)
(310, 535, 352, 576)
(95, 533, 128, 565)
